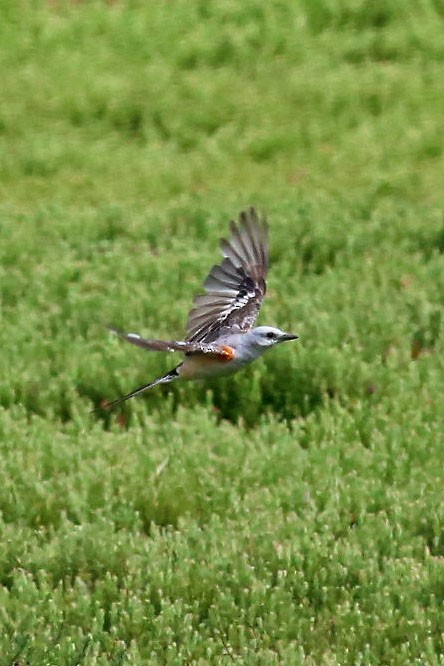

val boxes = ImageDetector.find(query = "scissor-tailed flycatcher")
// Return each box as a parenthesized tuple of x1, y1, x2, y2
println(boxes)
(99, 207, 298, 409)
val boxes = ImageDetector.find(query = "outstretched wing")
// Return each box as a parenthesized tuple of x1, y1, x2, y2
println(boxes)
(186, 207, 268, 344)
(107, 326, 231, 356)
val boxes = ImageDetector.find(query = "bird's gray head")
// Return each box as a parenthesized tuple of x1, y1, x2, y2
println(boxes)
(249, 326, 299, 349)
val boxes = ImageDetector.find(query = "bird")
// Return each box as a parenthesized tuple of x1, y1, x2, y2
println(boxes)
(98, 207, 298, 410)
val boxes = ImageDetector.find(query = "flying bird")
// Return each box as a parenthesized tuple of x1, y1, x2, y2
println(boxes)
(98, 207, 298, 409)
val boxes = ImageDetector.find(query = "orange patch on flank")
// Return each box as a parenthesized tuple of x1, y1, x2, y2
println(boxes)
(220, 345, 236, 361)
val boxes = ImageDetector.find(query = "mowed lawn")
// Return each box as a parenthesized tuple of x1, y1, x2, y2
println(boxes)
(1, 2, 444, 664)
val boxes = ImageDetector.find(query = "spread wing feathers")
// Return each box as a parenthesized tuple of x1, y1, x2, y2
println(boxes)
(186, 207, 268, 343)
(107, 326, 227, 355)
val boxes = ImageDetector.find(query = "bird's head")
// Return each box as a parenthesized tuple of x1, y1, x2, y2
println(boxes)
(249, 326, 299, 349)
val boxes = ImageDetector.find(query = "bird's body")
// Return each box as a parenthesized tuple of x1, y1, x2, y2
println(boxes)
(98, 208, 298, 410)
(178, 343, 241, 379)
(177, 332, 265, 379)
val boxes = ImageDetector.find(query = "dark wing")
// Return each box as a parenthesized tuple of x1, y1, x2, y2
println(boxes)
(107, 326, 228, 356)
(186, 207, 268, 344)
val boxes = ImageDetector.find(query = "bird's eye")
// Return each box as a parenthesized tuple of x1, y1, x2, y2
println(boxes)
(266, 331, 275, 339)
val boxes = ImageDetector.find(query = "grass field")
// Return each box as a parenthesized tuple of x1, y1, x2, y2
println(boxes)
(1, 1, 444, 664)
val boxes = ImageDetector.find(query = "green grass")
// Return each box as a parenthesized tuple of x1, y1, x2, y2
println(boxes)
(1, 1, 444, 663)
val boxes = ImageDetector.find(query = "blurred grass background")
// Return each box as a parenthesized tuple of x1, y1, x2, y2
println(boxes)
(1, 1, 443, 664)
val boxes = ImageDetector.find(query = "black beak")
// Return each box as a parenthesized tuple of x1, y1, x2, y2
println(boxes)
(279, 333, 299, 343)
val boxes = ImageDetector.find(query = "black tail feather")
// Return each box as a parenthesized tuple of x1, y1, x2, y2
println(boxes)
(92, 367, 180, 412)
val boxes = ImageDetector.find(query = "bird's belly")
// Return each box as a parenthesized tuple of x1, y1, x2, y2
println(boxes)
(179, 354, 244, 379)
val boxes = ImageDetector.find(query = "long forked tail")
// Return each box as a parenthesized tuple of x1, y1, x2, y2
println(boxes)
(93, 366, 180, 412)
